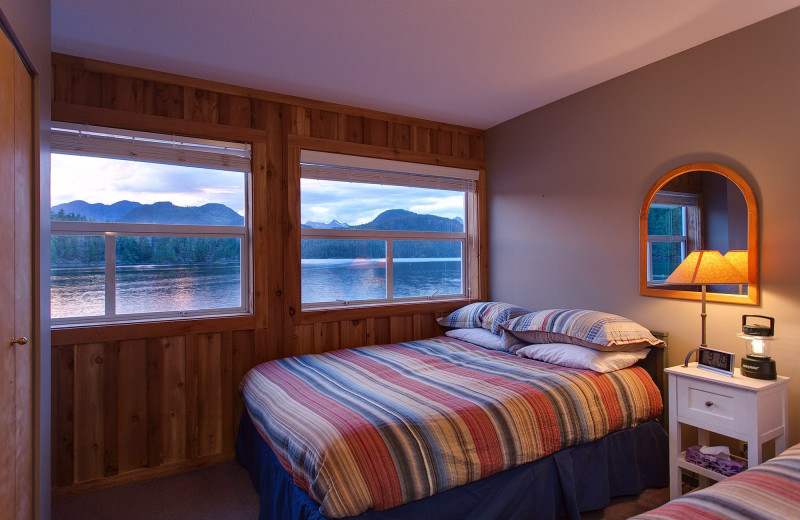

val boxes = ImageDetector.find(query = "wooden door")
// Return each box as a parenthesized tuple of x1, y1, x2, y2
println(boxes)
(0, 26, 34, 520)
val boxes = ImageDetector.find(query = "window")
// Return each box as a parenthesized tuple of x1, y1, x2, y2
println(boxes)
(50, 124, 251, 324)
(646, 191, 700, 282)
(300, 150, 478, 307)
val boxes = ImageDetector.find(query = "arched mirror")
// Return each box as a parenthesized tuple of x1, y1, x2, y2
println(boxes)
(639, 162, 759, 304)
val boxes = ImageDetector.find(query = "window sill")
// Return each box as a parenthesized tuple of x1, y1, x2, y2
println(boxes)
(297, 298, 475, 324)
(51, 313, 256, 345)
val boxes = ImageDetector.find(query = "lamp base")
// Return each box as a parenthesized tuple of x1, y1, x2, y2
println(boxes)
(741, 355, 777, 380)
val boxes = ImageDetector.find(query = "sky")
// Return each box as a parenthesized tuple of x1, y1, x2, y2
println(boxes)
(51, 153, 247, 215)
(51, 153, 465, 225)
(301, 179, 464, 225)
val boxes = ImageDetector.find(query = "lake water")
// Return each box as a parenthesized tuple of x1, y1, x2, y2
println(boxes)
(51, 259, 462, 318)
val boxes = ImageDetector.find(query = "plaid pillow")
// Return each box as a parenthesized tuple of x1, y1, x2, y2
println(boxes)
(501, 309, 665, 352)
(481, 303, 531, 335)
(436, 302, 493, 329)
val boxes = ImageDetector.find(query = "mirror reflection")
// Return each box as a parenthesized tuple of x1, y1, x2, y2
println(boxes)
(639, 162, 758, 305)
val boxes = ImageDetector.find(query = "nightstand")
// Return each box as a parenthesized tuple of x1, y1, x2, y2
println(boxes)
(666, 362, 789, 499)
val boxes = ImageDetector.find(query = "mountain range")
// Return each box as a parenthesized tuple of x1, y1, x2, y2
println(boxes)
(303, 210, 463, 232)
(51, 200, 245, 226)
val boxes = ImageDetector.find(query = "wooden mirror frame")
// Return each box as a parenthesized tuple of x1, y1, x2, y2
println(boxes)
(639, 162, 759, 305)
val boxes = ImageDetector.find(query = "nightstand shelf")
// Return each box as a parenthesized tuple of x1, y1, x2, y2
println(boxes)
(666, 363, 789, 499)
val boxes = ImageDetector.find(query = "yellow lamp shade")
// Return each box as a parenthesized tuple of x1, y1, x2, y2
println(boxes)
(665, 250, 748, 285)
(723, 250, 750, 282)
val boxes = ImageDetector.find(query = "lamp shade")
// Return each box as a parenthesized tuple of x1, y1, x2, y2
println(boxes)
(723, 250, 750, 282)
(665, 250, 748, 285)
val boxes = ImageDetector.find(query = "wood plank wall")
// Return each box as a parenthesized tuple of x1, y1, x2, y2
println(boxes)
(49, 53, 487, 497)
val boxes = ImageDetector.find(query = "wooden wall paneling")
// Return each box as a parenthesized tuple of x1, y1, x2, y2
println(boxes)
(413, 313, 440, 340)
(292, 106, 312, 136)
(101, 343, 119, 477)
(69, 68, 102, 107)
(231, 329, 254, 440)
(415, 127, 432, 153)
(196, 333, 223, 457)
(250, 99, 269, 131)
(469, 135, 484, 161)
(293, 324, 314, 355)
(184, 333, 199, 460)
(49, 54, 486, 495)
(310, 109, 338, 140)
(370, 317, 391, 345)
(340, 320, 367, 349)
(101, 74, 144, 113)
(389, 316, 414, 344)
(52, 345, 74, 487)
(220, 331, 234, 452)
(144, 81, 184, 119)
(251, 140, 269, 332)
(187, 88, 220, 124)
(51, 64, 72, 104)
(363, 118, 388, 147)
(219, 94, 252, 128)
(284, 109, 302, 357)
(160, 336, 187, 465)
(313, 322, 340, 354)
(73, 342, 106, 483)
(342, 114, 363, 143)
(457, 133, 470, 159)
(117, 340, 147, 474)
(389, 122, 411, 150)
(435, 128, 452, 156)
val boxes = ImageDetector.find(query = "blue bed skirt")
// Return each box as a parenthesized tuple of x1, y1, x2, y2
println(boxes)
(236, 412, 668, 520)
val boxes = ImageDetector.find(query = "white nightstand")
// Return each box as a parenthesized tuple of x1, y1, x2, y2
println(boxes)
(666, 362, 790, 499)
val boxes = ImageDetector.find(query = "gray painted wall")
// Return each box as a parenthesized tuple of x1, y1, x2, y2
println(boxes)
(487, 8, 800, 445)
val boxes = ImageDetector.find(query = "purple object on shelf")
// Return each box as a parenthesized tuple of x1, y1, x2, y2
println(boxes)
(685, 445, 747, 476)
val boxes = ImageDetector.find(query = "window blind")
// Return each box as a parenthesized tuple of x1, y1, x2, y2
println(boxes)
(51, 124, 252, 173)
(300, 150, 478, 192)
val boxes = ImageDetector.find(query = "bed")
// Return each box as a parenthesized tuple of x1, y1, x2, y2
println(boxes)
(237, 305, 669, 520)
(632, 442, 800, 519)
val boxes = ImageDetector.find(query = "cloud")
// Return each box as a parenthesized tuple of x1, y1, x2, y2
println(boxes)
(52, 154, 245, 214)
(301, 179, 464, 225)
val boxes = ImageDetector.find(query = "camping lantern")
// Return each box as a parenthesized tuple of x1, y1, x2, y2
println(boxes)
(738, 315, 777, 380)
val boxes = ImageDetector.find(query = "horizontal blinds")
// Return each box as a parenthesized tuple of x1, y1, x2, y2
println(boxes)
(51, 124, 252, 173)
(301, 150, 478, 192)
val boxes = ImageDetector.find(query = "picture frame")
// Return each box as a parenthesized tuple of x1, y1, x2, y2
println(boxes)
(697, 347, 736, 376)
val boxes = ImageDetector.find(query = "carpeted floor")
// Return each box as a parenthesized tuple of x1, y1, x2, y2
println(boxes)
(52, 460, 669, 520)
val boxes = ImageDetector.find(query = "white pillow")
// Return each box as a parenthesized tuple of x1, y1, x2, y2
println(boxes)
(445, 327, 525, 351)
(515, 342, 650, 373)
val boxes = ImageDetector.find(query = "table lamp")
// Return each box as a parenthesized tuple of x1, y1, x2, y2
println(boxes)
(723, 250, 749, 295)
(665, 250, 748, 348)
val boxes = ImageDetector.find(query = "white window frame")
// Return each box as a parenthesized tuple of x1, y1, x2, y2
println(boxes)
(647, 191, 700, 282)
(50, 123, 253, 325)
(300, 150, 478, 308)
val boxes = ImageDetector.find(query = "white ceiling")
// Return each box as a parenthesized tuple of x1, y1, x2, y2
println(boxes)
(51, 0, 800, 130)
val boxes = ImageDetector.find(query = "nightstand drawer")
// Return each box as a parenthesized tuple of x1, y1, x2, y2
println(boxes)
(676, 377, 748, 434)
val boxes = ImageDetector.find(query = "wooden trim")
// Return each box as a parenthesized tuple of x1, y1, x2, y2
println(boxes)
(288, 134, 484, 170)
(52, 102, 266, 143)
(50, 451, 235, 498)
(298, 299, 472, 325)
(51, 315, 256, 345)
(639, 162, 759, 305)
(52, 53, 484, 137)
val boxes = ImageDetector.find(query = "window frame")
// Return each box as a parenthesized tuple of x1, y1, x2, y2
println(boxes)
(646, 191, 701, 283)
(291, 140, 482, 312)
(50, 124, 254, 326)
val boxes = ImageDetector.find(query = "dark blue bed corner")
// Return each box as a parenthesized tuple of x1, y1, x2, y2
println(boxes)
(236, 412, 668, 520)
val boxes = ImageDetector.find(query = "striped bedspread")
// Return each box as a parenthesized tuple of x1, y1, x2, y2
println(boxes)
(240, 336, 663, 518)
(634, 443, 800, 520)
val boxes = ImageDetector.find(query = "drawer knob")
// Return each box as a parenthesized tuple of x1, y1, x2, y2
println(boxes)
(705, 400, 714, 407)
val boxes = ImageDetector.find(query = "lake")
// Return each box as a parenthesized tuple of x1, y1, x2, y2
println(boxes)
(51, 259, 462, 319)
